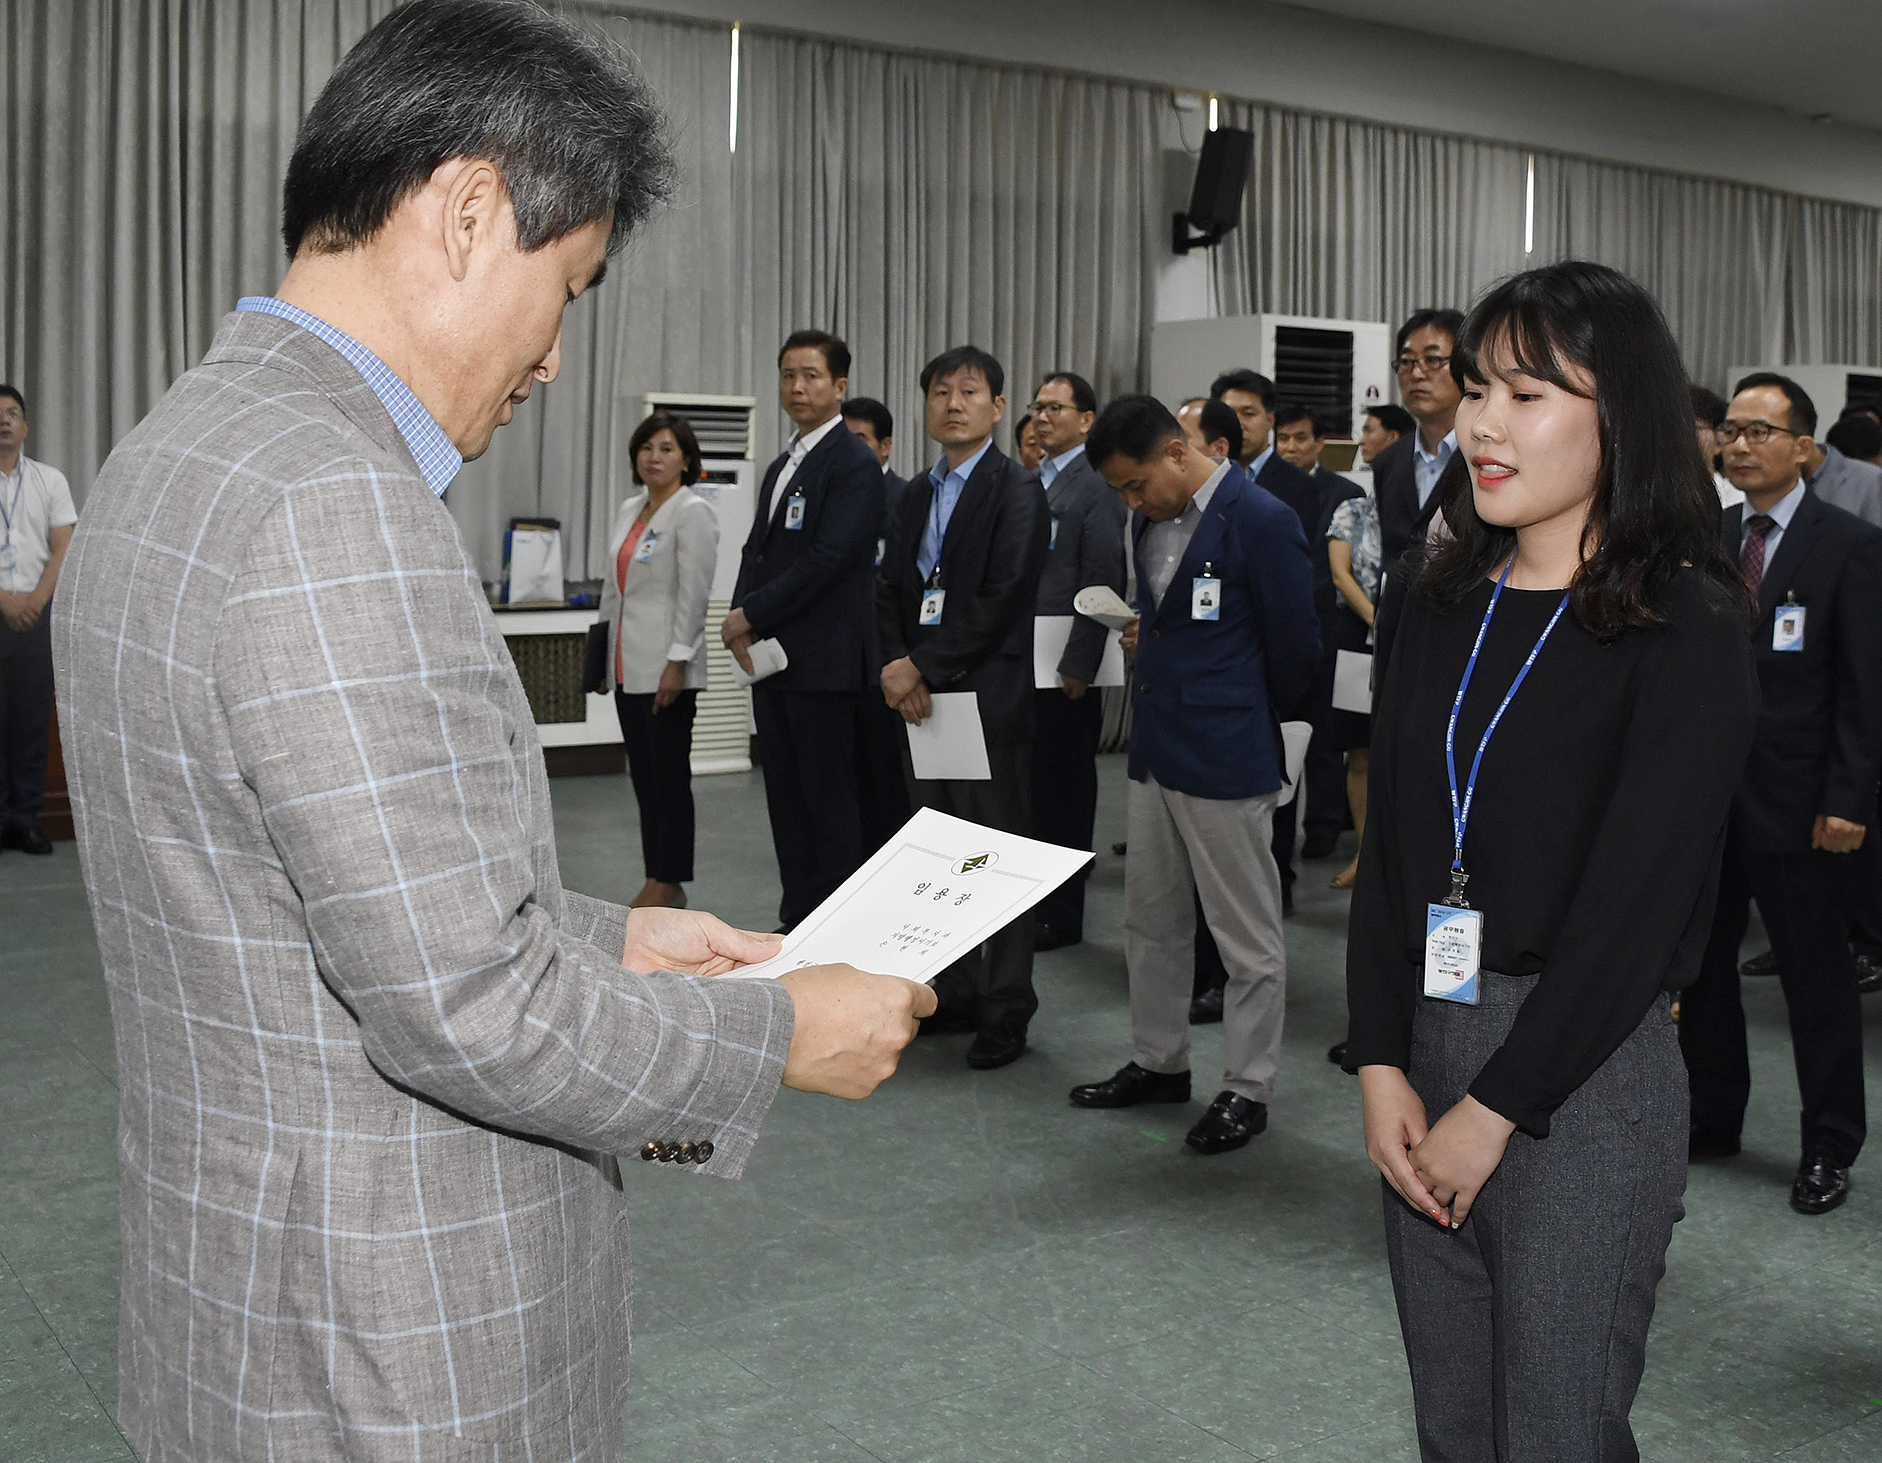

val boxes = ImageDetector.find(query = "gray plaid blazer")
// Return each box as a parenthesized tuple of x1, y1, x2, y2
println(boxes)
(53, 311, 794, 1461)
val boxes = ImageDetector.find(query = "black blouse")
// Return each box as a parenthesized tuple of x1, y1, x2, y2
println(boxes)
(1344, 569, 1758, 1135)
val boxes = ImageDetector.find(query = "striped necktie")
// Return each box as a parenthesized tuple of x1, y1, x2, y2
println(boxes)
(1742, 513, 1775, 590)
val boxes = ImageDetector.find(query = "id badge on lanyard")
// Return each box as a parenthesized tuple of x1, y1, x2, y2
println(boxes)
(1773, 595, 1805, 652)
(1191, 562, 1221, 621)
(633, 530, 658, 565)
(1428, 561, 1570, 1005)
(919, 587, 946, 626)
(784, 493, 806, 531)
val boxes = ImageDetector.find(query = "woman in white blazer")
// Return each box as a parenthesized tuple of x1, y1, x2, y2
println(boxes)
(597, 410, 719, 908)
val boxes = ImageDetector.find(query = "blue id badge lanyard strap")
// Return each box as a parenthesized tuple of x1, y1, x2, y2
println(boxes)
(1427, 559, 1570, 1004)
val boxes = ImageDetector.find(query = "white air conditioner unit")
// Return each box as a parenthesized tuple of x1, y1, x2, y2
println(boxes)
(1723, 365, 1882, 422)
(634, 392, 759, 775)
(1150, 313, 1393, 443)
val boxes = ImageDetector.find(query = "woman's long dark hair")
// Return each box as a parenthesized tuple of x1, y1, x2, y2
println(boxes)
(1413, 260, 1753, 638)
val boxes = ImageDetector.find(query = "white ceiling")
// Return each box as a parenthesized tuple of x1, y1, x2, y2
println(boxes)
(1281, 0, 1882, 130)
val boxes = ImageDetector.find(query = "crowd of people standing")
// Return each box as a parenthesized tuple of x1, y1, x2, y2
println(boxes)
(591, 263, 1882, 1458)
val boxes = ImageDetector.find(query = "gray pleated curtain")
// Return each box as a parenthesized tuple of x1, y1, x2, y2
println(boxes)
(735, 30, 1163, 478)
(1206, 98, 1882, 394)
(5, 0, 1881, 580)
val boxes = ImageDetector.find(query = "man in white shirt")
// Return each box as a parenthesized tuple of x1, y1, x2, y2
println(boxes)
(0, 386, 75, 855)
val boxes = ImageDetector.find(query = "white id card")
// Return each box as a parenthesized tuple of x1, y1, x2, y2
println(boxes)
(1049, 516, 1060, 551)
(1773, 604, 1805, 652)
(919, 589, 946, 626)
(876, 536, 887, 566)
(784, 494, 807, 530)
(1424, 903, 1483, 1005)
(1191, 576, 1221, 621)
(632, 530, 658, 565)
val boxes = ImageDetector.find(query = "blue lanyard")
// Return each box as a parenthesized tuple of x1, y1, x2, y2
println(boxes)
(0, 464, 22, 544)
(1443, 559, 1570, 894)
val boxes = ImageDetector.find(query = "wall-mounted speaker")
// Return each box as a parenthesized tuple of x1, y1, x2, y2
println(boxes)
(1174, 126, 1253, 255)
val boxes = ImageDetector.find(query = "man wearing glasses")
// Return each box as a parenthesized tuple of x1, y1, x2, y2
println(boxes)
(1679, 372, 1882, 1217)
(1026, 371, 1127, 951)
(1373, 308, 1464, 565)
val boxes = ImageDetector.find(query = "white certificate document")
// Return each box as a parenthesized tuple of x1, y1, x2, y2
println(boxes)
(723, 808, 1094, 982)
(1032, 615, 1126, 690)
(905, 692, 991, 781)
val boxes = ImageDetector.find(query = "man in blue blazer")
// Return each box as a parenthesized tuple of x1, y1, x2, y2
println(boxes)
(724, 330, 885, 930)
(1069, 396, 1319, 1154)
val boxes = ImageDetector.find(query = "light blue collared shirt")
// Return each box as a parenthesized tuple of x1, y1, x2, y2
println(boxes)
(1040, 443, 1084, 489)
(236, 296, 463, 497)
(1246, 444, 1274, 481)
(1741, 478, 1806, 566)
(918, 438, 994, 583)
(1413, 429, 1458, 509)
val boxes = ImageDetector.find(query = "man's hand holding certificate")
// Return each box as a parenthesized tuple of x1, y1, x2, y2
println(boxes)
(725, 808, 1094, 985)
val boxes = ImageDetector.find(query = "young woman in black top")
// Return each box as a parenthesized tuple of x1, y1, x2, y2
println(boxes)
(1346, 261, 1758, 1460)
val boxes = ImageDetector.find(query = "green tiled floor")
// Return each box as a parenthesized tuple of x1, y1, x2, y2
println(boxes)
(3, 755, 1879, 1460)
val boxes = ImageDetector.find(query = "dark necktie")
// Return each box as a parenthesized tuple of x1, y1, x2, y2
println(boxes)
(1742, 514, 1775, 590)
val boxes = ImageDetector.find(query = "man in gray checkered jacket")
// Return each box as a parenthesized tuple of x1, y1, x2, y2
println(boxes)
(51, 4, 934, 1458)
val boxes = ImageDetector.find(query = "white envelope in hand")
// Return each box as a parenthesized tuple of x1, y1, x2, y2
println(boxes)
(1073, 584, 1137, 631)
(905, 692, 992, 780)
(730, 637, 789, 686)
(1032, 616, 1126, 690)
(1332, 649, 1373, 714)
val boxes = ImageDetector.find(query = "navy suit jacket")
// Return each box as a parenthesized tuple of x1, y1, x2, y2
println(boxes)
(1128, 465, 1320, 800)
(732, 423, 885, 692)
(1723, 490, 1882, 851)
(1374, 432, 1446, 568)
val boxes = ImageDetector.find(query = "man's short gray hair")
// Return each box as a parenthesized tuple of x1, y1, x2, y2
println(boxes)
(282, 0, 675, 258)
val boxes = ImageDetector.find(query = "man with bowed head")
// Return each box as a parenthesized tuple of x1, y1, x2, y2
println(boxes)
(1070, 395, 1318, 1155)
(53, 3, 931, 1457)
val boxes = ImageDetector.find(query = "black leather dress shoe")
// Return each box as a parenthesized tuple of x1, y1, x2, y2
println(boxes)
(1790, 1153, 1851, 1215)
(966, 1030, 1027, 1070)
(1739, 948, 1779, 978)
(1281, 886, 1295, 918)
(1069, 1062, 1190, 1108)
(1188, 986, 1224, 1025)
(1688, 1126, 1741, 1161)
(1855, 951, 1882, 995)
(1300, 834, 1339, 861)
(1185, 1092, 1267, 1154)
(1327, 1041, 1348, 1066)
(1, 823, 52, 855)
(918, 1009, 978, 1037)
(1033, 923, 1083, 952)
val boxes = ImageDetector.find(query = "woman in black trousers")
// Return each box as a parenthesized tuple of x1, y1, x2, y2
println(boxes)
(1345, 260, 1758, 1460)
(597, 410, 719, 908)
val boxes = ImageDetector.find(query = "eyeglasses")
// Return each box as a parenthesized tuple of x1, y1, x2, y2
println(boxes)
(1715, 419, 1799, 446)
(1395, 353, 1452, 376)
(1028, 401, 1077, 416)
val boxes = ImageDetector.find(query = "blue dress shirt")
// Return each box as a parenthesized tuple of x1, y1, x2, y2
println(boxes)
(1040, 443, 1084, 488)
(1413, 429, 1457, 509)
(236, 296, 463, 497)
(917, 438, 993, 583)
(1740, 479, 1806, 564)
